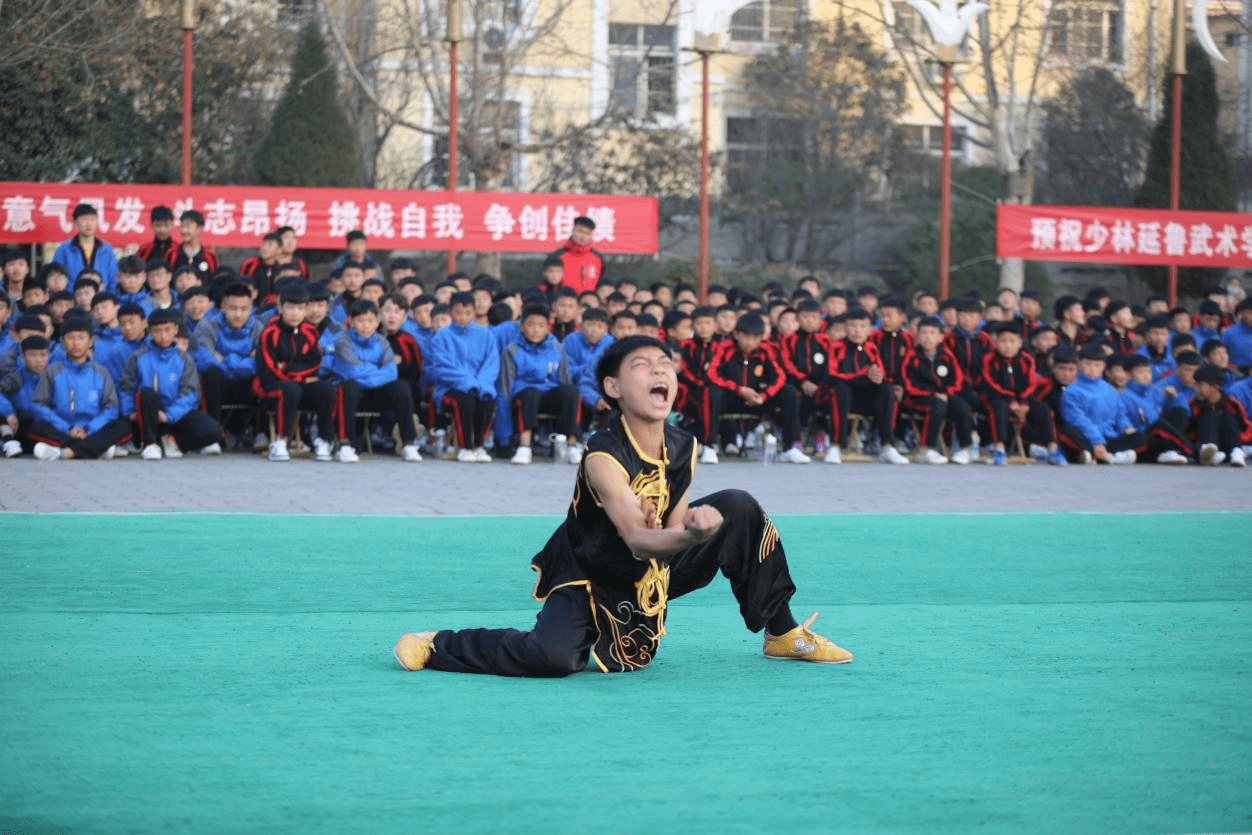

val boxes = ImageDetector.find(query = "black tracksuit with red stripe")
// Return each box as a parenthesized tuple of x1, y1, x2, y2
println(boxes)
(1185, 394, 1252, 453)
(255, 319, 338, 440)
(678, 336, 724, 444)
(829, 338, 897, 446)
(706, 342, 802, 447)
(868, 328, 914, 386)
(979, 351, 1054, 447)
(901, 344, 972, 449)
(385, 329, 423, 407)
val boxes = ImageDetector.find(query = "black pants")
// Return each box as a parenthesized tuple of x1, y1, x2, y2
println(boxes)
(443, 389, 494, 448)
(257, 379, 338, 440)
(426, 489, 798, 678)
(1195, 408, 1244, 453)
(832, 380, 897, 446)
(512, 384, 579, 439)
(986, 397, 1055, 447)
(28, 418, 132, 459)
(708, 385, 803, 447)
(339, 379, 416, 444)
(135, 389, 221, 450)
(902, 393, 973, 448)
(200, 367, 255, 426)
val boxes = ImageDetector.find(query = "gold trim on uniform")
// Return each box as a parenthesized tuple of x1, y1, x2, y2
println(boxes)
(758, 513, 779, 563)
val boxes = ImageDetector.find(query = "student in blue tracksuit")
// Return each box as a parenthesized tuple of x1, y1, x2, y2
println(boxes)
(1121, 355, 1170, 433)
(1060, 343, 1146, 464)
(1226, 375, 1252, 419)
(1221, 298, 1252, 372)
(500, 304, 580, 465)
(122, 308, 221, 459)
(0, 314, 49, 378)
(28, 319, 132, 460)
(95, 302, 150, 389)
(562, 306, 615, 424)
(1191, 300, 1223, 348)
(51, 203, 119, 292)
(489, 302, 524, 452)
(1153, 350, 1201, 414)
(1136, 314, 1176, 382)
(326, 299, 420, 463)
(193, 282, 263, 429)
(0, 335, 51, 456)
(114, 256, 155, 315)
(427, 292, 499, 462)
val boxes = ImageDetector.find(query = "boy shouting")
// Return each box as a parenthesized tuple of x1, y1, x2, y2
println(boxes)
(394, 336, 853, 676)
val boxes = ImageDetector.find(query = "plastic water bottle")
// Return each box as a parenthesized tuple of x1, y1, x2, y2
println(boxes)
(763, 433, 777, 465)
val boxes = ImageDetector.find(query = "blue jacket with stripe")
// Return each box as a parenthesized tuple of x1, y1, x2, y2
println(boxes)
(499, 334, 571, 399)
(31, 359, 121, 434)
(192, 315, 262, 380)
(120, 344, 200, 424)
(326, 329, 398, 389)
(427, 322, 500, 402)
(1060, 373, 1134, 447)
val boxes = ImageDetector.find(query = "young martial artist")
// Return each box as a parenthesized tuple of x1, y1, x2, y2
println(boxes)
(393, 335, 853, 676)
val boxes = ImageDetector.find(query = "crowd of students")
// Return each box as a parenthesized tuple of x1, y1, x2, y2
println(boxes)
(2, 202, 1251, 469)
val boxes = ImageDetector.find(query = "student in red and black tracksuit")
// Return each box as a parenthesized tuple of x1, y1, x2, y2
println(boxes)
(1175, 365, 1252, 466)
(678, 306, 727, 456)
(239, 232, 284, 305)
(943, 299, 995, 416)
(867, 295, 914, 390)
(552, 216, 606, 294)
(777, 299, 836, 453)
(165, 210, 219, 285)
(828, 308, 903, 463)
(1103, 300, 1137, 356)
(136, 205, 177, 264)
(253, 283, 338, 459)
(979, 322, 1064, 465)
(379, 291, 423, 414)
(901, 316, 973, 461)
(706, 312, 808, 462)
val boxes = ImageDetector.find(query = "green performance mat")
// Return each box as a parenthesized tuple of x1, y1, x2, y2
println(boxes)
(2, 511, 1249, 835)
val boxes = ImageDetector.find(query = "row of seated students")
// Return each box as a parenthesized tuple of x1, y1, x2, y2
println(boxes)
(1, 249, 1250, 468)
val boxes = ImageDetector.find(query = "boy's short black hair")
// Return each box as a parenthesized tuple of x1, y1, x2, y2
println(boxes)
(824, 288, 850, 301)
(182, 286, 211, 302)
(1199, 300, 1222, 316)
(487, 302, 513, 326)
(60, 315, 94, 337)
(72, 203, 97, 219)
(1021, 289, 1041, 301)
(581, 306, 609, 323)
(917, 316, 943, 331)
(1200, 338, 1224, 357)
(13, 313, 43, 332)
(1172, 333, 1196, 350)
(397, 275, 423, 291)
(348, 299, 379, 318)
(662, 310, 690, 330)
(856, 285, 879, 298)
(1104, 300, 1129, 319)
(1195, 365, 1226, 386)
(542, 255, 564, 269)
(994, 321, 1024, 339)
(346, 230, 366, 243)
(362, 277, 387, 291)
(1105, 353, 1128, 369)
(1125, 354, 1150, 371)
(691, 305, 717, 320)
(279, 283, 311, 305)
(180, 209, 206, 226)
(1145, 314, 1170, 330)
(555, 286, 578, 299)
(612, 311, 637, 324)
(118, 255, 146, 274)
(795, 299, 822, 314)
(1031, 324, 1056, 338)
(954, 298, 982, 314)
(118, 303, 146, 320)
(431, 303, 451, 318)
(411, 293, 436, 309)
(595, 335, 671, 408)
(1237, 297, 1252, 313)
(1175, 350, 1202, 367)
(845, 307, 873, 322)
(221, 282, 252, 301)
(635, 312, 659, 329)
(20, 335, 50, 352)
(148, 308, 182, 328)
(1078, 343, 1107, 361)
(1051, 346, 1078, 365)
(735, 311, 766, 335)
(878, 294, 907, 313)
(605, 291, 627, 304)
(341, 260, 366, 273)
(379, 291, 407, 310)
(450, 291, 475, 307)
(521, 303, 550, 322)
(49, 290, 74, 304)
(74, 275, 101, 292)
(150, 205, 174, 221)
(307, 281, 332, 302)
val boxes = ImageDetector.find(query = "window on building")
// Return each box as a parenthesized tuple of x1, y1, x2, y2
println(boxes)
(609, 23, 676, 120)
(724, 116, 805, 192)
(1047, 0, 1124, 64)
(729, 0, 802, 43)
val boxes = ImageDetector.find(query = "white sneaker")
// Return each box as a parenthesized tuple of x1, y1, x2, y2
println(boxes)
(141, 443, 162, 460)
(511, 445, 533, 465)
(101, 445, 116, 460)
(824, 446, 842, 465)
(879, 446, 909, 465)
(1230, 448, 1246, 468)
(473, 446, 491, 463)
(253, 432, 269, 451)
(402, 444, 422, 462)
(3, 439, 21, 458)
(199, 442, 222, 455)
(313, 438, 333, 461)
(33, 442, 61, 461)
(1079, 450, 1094, 465)
(1156, 450, 1189, 465)
(336, 444, 360, 463)
(1199, 443, 1222, 466)
(1110, 449, 1137, 465)
(565, 443, 583, 465)
(550, 433, 568, 462)
(778, 446, 811, 464)
(724, 443, 739, 456)
(269, 439, 290, 461)
(162, 435, 183, 459)
(700, 445, 719, 465)
(916, 448, 948, 465)
(457, 448, 475, 463)
(950, 448, 971, 465)
(111, 443, 130, 457)
(1028, 444, 1049, 461)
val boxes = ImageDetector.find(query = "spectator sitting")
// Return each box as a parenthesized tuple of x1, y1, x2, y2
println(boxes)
(1156, 350, 1202, 413)
(95, 302, 149, 390)
(72, 273, 100, 313)
(980, 322, 1063, 466)
(1192, 300, 1223, 347)
(1200, 339, 1243, 386)
(426, 291, 499, 463)
(122, 308, 222, 460)
(330, 262, 367, 325)
(1188, 365, 1250, 467)
(333, 230, 377, 272)
(901, 315, 975, 465)
(181, 286, 213, 334)
(115, 256, 153, 315)
(1059, 343, 1145, 465)
(1, 314, 55, 378)
(305, 282, 341, 353)
(1220, 297, 1252, 372)
(145, 259, 179, 311)
(193, 282, 262, 436)
(829, 308, 905, 464)
(29, 317, 132, 461)
(501, 303, 581, 465)
(0, 335, 51, 456)
(1137, 315, 1176, 381)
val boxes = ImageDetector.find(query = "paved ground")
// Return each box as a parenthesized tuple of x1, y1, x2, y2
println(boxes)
(2, 451, 1248, 514)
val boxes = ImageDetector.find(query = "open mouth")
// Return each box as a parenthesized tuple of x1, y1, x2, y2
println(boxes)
(649, 382, 670, 404)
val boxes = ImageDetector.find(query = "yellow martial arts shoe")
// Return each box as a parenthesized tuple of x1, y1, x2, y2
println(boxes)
(763, 613, 853, 664)
(394, 631, 437, 671)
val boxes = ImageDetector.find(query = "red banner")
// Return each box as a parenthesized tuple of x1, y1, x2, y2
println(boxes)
(997, 204, 1252, 269)
(0, 182, 658, 254)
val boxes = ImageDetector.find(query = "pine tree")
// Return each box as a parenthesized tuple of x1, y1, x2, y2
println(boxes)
(1133, 41, 1237, 297)
(252, 24, 363, 188)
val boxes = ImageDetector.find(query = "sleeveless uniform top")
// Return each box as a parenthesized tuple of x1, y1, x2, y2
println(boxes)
(531, 412, 696, 673)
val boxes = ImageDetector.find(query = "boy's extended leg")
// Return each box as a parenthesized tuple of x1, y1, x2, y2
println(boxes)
(414, 586, 597, 677)
(170, 411, 222, 452)
(667, 489, 852, 663)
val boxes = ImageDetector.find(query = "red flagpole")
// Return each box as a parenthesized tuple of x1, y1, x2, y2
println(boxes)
(939, 61, 954, 301)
